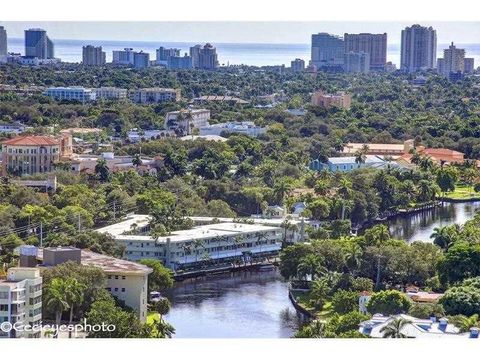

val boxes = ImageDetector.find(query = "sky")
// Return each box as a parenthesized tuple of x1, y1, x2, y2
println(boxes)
(1, 21, 479, 44)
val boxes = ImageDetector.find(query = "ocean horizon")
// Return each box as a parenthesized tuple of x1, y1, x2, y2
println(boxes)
(6, 38, 480, 67)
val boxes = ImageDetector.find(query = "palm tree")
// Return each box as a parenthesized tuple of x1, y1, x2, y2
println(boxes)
(314, 179, 330, 196)
(430, 225, 458, 250)
(354, 149, 367, 169)
(273, 177, 293, 205)
(453, 314, 479, 333)
(297, 254, 325, 281)
(380, 317, 412, 338)
(64, 277, 86, 338)
(294, 319, 326, 338)
(132, 153, 142, 168)
(45, 278, 70, 338)
(344, 242, 363, 276)
(338, 178, 352, 220)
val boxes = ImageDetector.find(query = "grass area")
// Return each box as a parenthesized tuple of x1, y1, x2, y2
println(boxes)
(443, 185, 480, 200)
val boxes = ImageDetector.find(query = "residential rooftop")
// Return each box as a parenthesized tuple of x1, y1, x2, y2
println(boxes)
(36, 248, 152, 275)
(2, 135, 60, 146)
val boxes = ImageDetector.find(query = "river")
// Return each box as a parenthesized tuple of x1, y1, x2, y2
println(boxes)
(163, 269, 305, 338)
(164, 201, 480, 338)
(388, 201, 480, 243)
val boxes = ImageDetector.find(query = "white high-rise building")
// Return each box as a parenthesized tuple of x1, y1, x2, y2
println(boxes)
(437, 42, 465, 77)
(400, 24, 437, 73)
(0, 267, 42, 338)
(0, 26, 7, 63)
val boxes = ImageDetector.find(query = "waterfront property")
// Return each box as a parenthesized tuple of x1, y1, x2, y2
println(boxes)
(358, 314, 474, 338)
(0, 267, 42, 338)
(36, 246, 152, 323)
(96, 215, 283, 271)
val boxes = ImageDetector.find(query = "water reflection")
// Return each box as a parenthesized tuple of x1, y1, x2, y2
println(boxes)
(388, 202, 480, 243)
(164, 269, 305, 338)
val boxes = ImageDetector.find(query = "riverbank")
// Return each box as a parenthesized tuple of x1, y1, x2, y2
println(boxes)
(173, 261, 279, 281)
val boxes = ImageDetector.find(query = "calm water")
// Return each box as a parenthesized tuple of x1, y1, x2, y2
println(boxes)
(388, 201, 480, 243)
(164, 202, 480, 338)
(163, 269, 305, 338)
(7, 38, 480, 66)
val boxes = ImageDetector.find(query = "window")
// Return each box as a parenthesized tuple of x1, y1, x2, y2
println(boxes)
(114, 275, 119, 280)
(106, 287, 111, 291)
(121, 288, 125, 292)
(114, 288, 118, 292)
(107, 275, 112, 279)
(121, 276, 126, 280)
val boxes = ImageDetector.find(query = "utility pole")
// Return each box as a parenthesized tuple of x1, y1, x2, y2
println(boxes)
(375, 255, 382, 290)
(39, 222, 43, 248)
(78, 214, 81, 232)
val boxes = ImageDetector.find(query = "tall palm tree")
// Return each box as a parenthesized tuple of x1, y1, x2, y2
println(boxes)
(273, 177, 293, 205)
(344, 242, 363, 276)
(338, 178, 352, 220)
(151, 318, 175, 338)
(45, 278, 70, 338)
(380, 318, 412, 338)
(64, 277, 86, 338)
(297, 254, 325, 281)
(132, 153, 142, 168)
(354, 149, 367, 169)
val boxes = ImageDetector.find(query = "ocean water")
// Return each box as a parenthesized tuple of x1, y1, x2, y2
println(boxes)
(6, 38, 480, 67)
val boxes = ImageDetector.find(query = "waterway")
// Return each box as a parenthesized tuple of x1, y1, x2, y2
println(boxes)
(165, 201, 480, 338)
(388, 201, 480, 243)
(163, 269, 305, 338)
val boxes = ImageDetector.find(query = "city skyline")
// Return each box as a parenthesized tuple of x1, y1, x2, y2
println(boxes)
(0, 21, 479, 45)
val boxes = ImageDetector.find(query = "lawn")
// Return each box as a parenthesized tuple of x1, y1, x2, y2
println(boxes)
(443, 185, 480, 200)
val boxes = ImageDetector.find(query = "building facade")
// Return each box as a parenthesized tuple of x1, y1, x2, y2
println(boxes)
(112, 48, 135, 65)
(190, 43, 218, 70)
(0, 267, 42, 338)
(167, 54, 193, 69)
(25, 28, 54, 60)
(129, 88, 181, 104)
(44, 87, 96, 102)
(344, 52, 370, 73)
(164, 108, 211, 135)
(310, 155, 387, 172)
(400, 24, 437, 73)
(437, 42, 472, 79)
(464, 58, 475, 74)
(1, 134, 72, 176)
(0, 26, 7, 62)
(291, 58, 305, 72)
(156, 47, 180, 66)
(96, 215, 283, 271)
(311, 33, 344, 70)
(94, 87, 128, 100)
(133, 51, 150, 69)
(0, 121, 26, 135)
(344, 33, 387, 71)
(311, 90, 351, 109)
(198, 121, 267, 137)
(82, 45, 106, 66)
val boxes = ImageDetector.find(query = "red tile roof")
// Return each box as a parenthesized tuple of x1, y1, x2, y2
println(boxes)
(2, 135, 60, 146)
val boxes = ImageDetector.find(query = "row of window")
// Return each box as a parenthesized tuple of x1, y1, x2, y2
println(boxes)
(106, 287, 126, 293)
(107, 275, 126, 280)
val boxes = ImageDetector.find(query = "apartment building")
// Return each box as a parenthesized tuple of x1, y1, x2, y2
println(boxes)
(82, 45, 106, 66)
(0, 267, 42, 338)
(164, 108, 211, 135)
(94, 87, 128, 100)
(344, 33, 387, 71)
(129, 88, 181, 104)
(400, 24, 437, 73)
(37, 246, 152, 323)
(291, 58, 305, 72)
(112, 48, 135, 65)
(96, 215, 283, 271)
(311, 33, 344, 70)
(311, 90, 351, 109)
(44, 87, 96, 102)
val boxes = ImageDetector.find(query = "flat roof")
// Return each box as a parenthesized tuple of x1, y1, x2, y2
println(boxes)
(36, 248, 152, 275)
(97, 216, 281, 243)
(326, 155, 385, 164)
